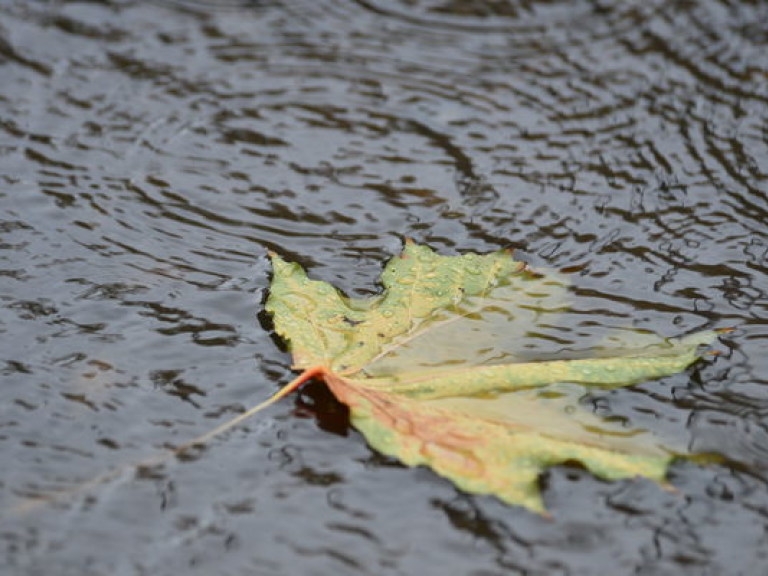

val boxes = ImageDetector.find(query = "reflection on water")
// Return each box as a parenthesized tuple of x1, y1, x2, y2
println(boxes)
(0, 0, 766, 573)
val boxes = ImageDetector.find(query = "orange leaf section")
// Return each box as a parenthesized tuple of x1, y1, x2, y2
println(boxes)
(326, 372, 486, 477)
(324, 372, 670, 513)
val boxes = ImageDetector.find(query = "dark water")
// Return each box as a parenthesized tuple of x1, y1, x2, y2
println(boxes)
(1, 0, 767, 574)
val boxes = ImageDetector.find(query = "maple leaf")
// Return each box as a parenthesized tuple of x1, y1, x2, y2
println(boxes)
(264, 241, 718, 513)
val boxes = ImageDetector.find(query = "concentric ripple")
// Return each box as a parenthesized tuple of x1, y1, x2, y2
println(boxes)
(1, 0, 767, 574)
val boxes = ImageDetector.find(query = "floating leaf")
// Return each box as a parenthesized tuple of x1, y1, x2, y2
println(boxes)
(265, 241, 718, 513)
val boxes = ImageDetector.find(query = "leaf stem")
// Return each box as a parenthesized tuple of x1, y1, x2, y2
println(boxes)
(175, 364, 327, 452)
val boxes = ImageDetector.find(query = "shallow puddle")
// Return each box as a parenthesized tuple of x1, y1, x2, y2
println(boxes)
(1, 0, 766, 574)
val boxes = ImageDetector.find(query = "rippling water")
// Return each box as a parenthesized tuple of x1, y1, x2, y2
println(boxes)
(1, 0, 766, 574)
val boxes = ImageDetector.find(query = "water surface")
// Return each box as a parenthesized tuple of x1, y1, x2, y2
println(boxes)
(1, 0, 767, 574)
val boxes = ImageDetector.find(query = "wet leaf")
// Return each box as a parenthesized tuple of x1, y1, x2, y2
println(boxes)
(265, 241, 718, 513)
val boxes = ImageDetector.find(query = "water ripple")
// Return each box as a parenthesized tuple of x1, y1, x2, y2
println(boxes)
(1, 0, 767, 573)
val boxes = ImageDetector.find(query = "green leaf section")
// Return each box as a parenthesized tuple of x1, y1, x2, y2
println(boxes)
(354, 331, 716, 399)
(267, 240, 525, 373)
(266, 242, 718, 513)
